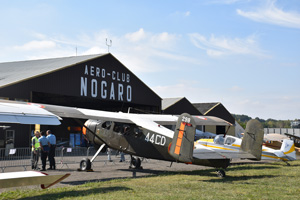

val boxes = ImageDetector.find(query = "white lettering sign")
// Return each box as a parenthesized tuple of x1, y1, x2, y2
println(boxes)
(80, 65, 133, 102)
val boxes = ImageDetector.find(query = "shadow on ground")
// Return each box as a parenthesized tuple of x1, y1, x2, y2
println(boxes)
(18, 186, 131, 200)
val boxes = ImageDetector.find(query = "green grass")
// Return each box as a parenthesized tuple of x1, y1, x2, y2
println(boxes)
(1, 160, 300, 200)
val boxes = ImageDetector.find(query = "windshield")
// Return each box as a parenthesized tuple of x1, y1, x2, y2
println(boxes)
(214, 135, 225, 145)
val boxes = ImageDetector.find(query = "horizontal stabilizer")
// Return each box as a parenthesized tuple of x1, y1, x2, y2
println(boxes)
(0, 171, 70, 189)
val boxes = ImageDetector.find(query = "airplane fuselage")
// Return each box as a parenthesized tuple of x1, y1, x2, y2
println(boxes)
(84, 119, 231, 168)
(84, 120, 175, 161)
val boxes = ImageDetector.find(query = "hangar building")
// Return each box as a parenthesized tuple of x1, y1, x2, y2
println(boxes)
(0, 54, 161, 148)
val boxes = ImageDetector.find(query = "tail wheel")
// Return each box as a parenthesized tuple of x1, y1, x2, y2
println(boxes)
(80, 158, 91, 171)
(131, 157, 141, 169)
(216, 170, 226, 178)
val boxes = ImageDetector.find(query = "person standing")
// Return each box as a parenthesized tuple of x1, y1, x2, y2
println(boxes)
(107, 148, 112, 162)
(39, 131, 50, 171)
(46, 130, 56, 170)
(31, 131, 40, 170)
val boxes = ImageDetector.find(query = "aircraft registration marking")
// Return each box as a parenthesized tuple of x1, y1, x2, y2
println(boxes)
(145, 132, 166, 146)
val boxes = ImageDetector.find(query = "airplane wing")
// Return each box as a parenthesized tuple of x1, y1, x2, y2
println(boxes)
(0, 102, 61, 125)
(0, 100, 232, 127)
(0, 171, 70, 189)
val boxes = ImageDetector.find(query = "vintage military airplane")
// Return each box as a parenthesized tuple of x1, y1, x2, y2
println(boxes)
(0, 100, 264, 177)
(195, 135, 296, 164)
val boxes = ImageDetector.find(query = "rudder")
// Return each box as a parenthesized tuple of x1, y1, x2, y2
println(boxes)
(240, 119, 264, 160)
(280, 139, 296, 161)
(169, 113, 196, 163)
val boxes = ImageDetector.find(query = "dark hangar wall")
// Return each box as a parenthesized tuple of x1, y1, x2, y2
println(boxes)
(0, 54, 161, 147)
(0, 54, 161, 113)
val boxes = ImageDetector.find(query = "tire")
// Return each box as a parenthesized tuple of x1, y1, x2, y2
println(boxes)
(216, 170, 226, 178)
(131, 157, 141, 169)
(80, 158, 91, 171)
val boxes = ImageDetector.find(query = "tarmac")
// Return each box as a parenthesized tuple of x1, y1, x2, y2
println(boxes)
(1, 154, 298, 193)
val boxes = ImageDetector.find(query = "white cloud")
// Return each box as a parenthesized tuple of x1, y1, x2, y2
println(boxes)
(237, 0, 300, 29)
(82, 46, 107, 55)
(229, 86, 244, 92)
(125, 28, 147, 42)
(14, 40, 56, 51)
(185, 11, 191, 17)
(207, 0, 250, 5)
(189, 33, 266, 57)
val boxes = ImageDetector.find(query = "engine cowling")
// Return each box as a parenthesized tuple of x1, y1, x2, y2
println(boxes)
(82, 119, 106, 151)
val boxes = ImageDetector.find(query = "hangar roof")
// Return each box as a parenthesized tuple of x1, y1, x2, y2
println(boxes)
(0, 54, 105, 88)
(193, 102, 220, 115)
(162, 97, 202, 115)
(193, 102, 235, 124)
(162, 97, 183, 110)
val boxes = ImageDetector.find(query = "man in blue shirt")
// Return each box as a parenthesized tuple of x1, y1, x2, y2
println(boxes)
(38, 131, 50, 171)
(46, 130, 56, 170)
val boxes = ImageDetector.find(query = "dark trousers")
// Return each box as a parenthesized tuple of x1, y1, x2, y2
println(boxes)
(41, 150, 48, 170)
(48, 145, 56, 169)
(31, 149, 39, 169)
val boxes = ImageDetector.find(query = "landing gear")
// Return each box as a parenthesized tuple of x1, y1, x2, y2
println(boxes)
(79, 144, 106, 171)
(216, 169, 226, 178)
(283, 160, 291, 166)
(130, 156, 142, 169)
(80, 158, 91, 171)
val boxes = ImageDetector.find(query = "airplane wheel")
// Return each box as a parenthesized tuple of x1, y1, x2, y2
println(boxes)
(80, 158, 91, 171)
(131, 157, 141, 169)
(216, 170, 226, 178)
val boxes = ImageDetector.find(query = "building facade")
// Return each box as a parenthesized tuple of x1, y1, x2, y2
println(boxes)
(0, 54, 161, 147)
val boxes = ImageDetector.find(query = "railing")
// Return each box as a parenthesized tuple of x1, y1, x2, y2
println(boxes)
(264, 128, 300, 137)
(0, 146, 121, 172)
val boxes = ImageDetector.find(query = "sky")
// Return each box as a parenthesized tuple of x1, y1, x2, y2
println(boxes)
(0, 0, 299, 120)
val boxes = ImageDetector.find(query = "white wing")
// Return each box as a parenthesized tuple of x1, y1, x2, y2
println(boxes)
(0, 102, 61, 125)
(0, 171, 70, 189)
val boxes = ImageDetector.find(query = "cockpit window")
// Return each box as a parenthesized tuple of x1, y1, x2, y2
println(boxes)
(214, 135, 225, 145)
(102, 121, 112, 130)
(133, 127, 143, 138)
(224, 137, 236, 145)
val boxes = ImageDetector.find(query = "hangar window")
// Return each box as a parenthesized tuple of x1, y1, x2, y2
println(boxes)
(216, 126, 225, 134)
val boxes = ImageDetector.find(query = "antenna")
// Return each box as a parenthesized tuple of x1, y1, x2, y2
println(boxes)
(75, 46, 77, 56)
(106, 38, 112, 53)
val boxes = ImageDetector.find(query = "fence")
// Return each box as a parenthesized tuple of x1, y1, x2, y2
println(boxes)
(0, 146, 119, 172)
(264, 128, 300, 137)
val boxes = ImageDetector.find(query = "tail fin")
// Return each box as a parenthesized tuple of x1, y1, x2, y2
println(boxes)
(169, 113, 196, 163)
(240, 119, 264, 160)
(280, 139, 296, 161)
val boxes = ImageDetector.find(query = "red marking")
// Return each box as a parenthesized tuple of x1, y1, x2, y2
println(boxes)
(196, 116, 207, 120)
(27, 103, 45, 109)
(41, 173, 70, 189)
(39, 172, 48, 176)
(168, 143, 172, 152)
